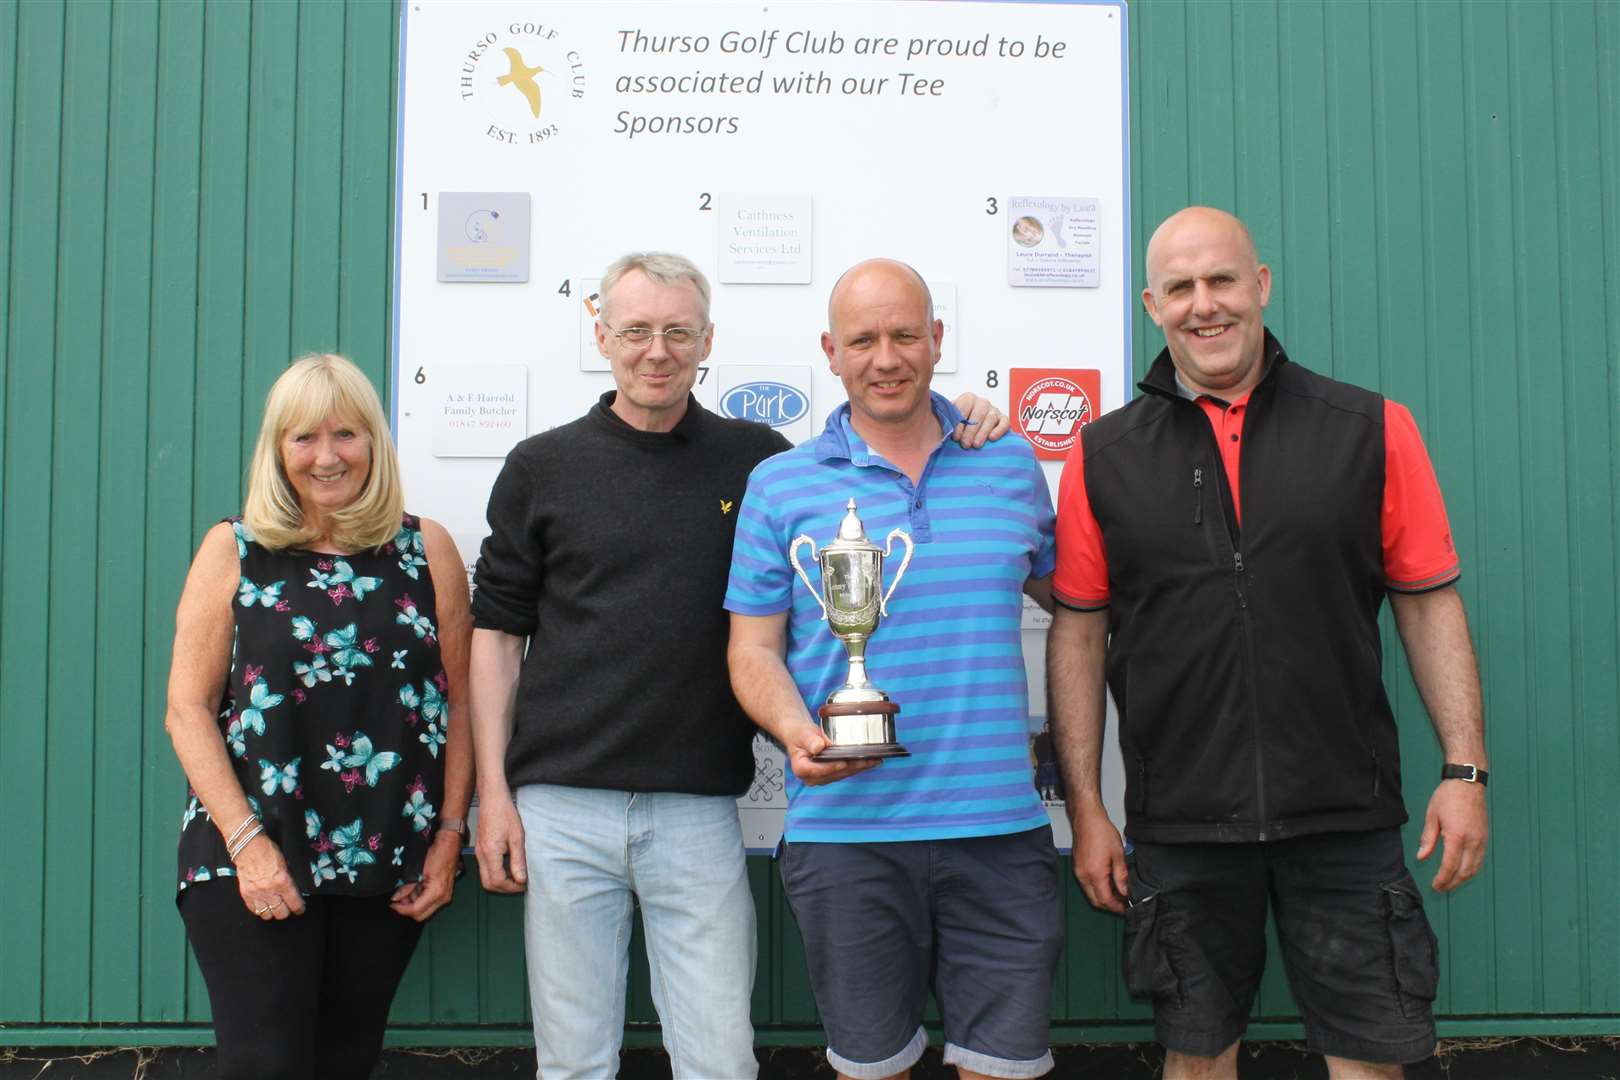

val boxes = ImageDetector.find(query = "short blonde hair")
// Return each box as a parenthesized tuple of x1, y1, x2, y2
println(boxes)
(242, 353, 404, 552)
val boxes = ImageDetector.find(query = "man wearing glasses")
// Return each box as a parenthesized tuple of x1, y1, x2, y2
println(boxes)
(467, 252, 1009, 1078)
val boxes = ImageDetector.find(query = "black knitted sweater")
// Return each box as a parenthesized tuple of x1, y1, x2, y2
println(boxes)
(472, 393, 790, 795)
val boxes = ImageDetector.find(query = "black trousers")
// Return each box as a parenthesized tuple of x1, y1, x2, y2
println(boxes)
(179, 881, 425, 1079)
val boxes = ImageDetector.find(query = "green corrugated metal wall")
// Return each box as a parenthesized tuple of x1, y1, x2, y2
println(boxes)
(0, 0, 1615, 1047)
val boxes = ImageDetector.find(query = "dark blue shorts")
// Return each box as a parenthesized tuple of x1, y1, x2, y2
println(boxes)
(779, 827, 1063, 1080)
(1124, 828, 1439, 1064)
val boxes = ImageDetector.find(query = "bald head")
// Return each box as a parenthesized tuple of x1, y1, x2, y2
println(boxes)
(826, 258, 934, 336)
(1140, 206, 1273, 398)
(1145, 207, 1261, 290)
(821, 258, 944, 436)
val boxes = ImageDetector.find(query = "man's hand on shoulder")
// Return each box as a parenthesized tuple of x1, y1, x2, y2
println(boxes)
(473, 792, 529, 894)
(950, 392, 1010, 449)
(1070, 800, 1129, 914)
(1417, 777, 1488, 892)
(783, 720, 882, 786)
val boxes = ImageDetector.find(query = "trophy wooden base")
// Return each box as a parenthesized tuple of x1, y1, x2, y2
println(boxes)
(814, 742, 911, 761)
(814, 700, 909, 760)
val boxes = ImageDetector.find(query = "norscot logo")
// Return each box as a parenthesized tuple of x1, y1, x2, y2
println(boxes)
(1009, 369, 1101, 459)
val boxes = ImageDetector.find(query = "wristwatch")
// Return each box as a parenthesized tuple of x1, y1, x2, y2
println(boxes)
(1441, 763, 1488, 786)
(438, 816, 470, 844)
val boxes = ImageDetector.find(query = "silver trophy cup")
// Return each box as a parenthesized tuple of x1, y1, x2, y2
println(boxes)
(790, 499, 915, 760)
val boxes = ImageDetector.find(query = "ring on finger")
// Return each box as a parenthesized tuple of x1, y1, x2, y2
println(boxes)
(253, 904, 269, 915)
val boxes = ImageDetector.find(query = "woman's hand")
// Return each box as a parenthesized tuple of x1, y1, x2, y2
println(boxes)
(234, 834, 306, 921)
(390, 829, 463, 922)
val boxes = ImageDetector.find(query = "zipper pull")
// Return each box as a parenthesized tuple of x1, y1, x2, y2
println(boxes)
(1233, 550, 1245, 574)
(1192, 468, 1203, 525)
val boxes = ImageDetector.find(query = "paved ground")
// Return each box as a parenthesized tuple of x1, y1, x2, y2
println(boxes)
(3, 1039, 1618, 1078)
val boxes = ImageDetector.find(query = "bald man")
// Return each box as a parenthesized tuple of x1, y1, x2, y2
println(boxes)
(727, 259, 1062, 1080)
(1047, 208, 1488, 1080)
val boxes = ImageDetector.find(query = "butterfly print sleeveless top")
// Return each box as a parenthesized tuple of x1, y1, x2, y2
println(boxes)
(176, 515, 449, 897)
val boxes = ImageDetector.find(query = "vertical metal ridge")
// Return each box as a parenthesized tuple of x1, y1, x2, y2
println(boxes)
(193, 0, 249, 549)
(0, 0, 23, 665)
(235, 0, 255, 496)
(1321, 0, 1342, 379)
(335, 0, 352, 357)
(1367, 0, 1395, 399)
(1600, 0, 1620, 1015)
(339, 0, 394, 380)
(94, 0, 160, 1023)
(1553, 0, 1620, 1013)
(291, 0, 343, 354)
(48, 0, 116, 1022)
(1465, 0, 1538, 1013)
(1509, 0, 1583, 1013)
(0, 0, 69, 1025)
(1549, 0, 1587, 1003)
(142, 0, 207, 1025)
(384, 0, 404, 399)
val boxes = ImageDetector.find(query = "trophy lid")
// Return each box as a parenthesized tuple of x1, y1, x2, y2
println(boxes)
(827, 499, 882, 553)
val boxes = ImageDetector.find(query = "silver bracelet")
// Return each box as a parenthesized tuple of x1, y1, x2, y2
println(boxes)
(227, 822, 265, 861)
(223, 813, 260, 851)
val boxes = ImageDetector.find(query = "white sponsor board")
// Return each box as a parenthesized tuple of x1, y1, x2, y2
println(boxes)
(394, 0, 1131, 851)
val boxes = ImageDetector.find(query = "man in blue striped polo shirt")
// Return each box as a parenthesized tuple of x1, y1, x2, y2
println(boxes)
(727, 259, 1061, 1080)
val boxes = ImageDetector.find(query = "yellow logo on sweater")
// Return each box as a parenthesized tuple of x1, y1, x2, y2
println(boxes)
(720, 499, 734, 515)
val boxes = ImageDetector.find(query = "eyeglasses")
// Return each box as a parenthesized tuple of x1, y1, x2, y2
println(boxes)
(603, 322, 708, 352)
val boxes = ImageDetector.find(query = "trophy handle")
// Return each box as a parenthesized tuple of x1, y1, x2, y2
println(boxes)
(881, 529, 914, 617)
(789, 535, 830, 621)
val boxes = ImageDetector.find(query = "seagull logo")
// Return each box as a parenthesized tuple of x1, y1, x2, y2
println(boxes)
(454, 26, 582, 150)
(497, 48, 544, 118)
(720, 499, 734, 515)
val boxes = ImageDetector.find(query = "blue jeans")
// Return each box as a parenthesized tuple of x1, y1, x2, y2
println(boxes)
(515, 784, 758, 1079)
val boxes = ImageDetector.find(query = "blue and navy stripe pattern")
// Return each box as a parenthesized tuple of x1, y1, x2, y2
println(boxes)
(725, 395, 1056, 843)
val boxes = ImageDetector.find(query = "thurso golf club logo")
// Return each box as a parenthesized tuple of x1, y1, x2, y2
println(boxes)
(457, 20, 585, 148)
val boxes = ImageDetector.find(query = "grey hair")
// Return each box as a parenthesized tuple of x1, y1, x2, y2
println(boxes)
(598, 252, 712, 325)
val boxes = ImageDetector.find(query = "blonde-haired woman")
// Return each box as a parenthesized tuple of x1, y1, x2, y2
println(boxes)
(166, 353, 471, 1078)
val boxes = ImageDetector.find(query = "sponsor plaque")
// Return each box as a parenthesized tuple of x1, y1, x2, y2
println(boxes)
(1006, 196, 1101, 288)
(431, 364, 529, 457)
(577, 277, 607, 371)
(715, 365, 814, 444)
(436, 192, 531, 282)
(717, 193, 813, 284)
(1009, 367, 1101, 462)
(924, 280, 959, 374)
